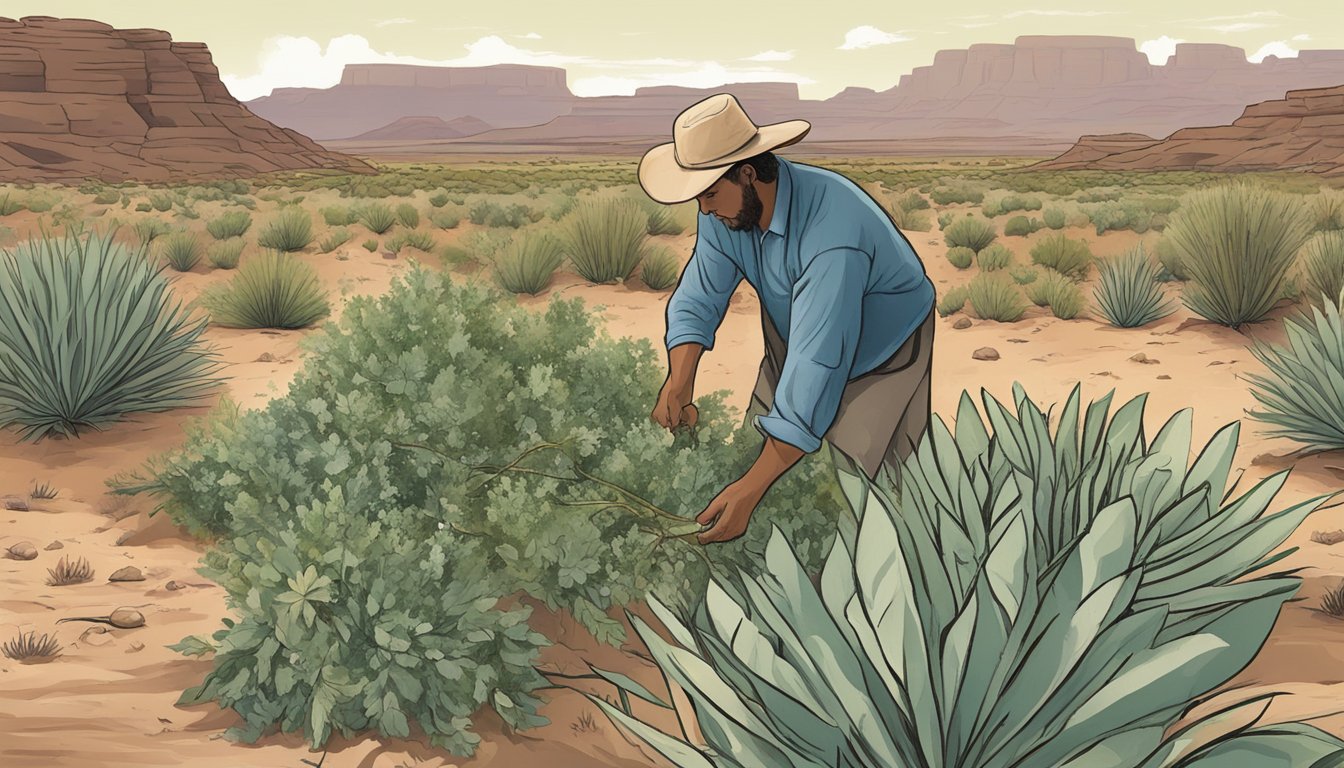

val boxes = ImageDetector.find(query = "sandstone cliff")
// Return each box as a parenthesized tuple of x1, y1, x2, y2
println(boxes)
(0, 16, 372, 183)
(348, 115, 492, 141)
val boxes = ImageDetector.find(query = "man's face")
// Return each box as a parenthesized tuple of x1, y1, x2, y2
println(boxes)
(696, 170, 763, 232)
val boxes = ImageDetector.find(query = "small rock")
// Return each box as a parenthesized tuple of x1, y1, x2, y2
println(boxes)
(4, 496, 28, 511)
(165, 580, 183, 591)
(1312, 529, 1344, 546)
(1130, 353, 1159, 364)
(1157, 374, 1172, 380)
(255, 352, 276, 363)
(381, 251, 397, 260)
(45, 540, 63, 551)
(972, 347, 1000, 361)
(952, 317, 972, 330)
(127, 640, 145, 653)
(1007, 338, 1028, 343)
(1208, 360, 1226, 366)
(6, 542, 37, 560)
(109, 565, 145, 582)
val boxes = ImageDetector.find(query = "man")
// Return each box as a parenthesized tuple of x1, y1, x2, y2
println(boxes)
(638, 93, 937, 545)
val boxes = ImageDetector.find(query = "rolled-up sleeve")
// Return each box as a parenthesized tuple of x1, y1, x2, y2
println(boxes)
(665, 233, 742, 352)
(754, 247, 870, 453)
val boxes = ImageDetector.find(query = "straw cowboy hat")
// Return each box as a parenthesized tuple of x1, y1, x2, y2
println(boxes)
(638, 93, 811, 204)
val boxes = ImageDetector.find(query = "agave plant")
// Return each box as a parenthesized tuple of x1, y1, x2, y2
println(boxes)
(594, 383, 1344, 767)
(1094, 243, 1177, 328)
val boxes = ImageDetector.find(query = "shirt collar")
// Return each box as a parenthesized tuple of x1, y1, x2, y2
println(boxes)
(763, 157, 792, 241)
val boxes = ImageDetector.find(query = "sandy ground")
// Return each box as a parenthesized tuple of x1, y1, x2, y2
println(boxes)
(3, 205, 1344, 766)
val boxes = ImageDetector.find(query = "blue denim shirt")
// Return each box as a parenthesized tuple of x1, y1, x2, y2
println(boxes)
(664, 157, 935, 453)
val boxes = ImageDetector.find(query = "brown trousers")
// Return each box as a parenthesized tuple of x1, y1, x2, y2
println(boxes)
(745, 305, 935, 482)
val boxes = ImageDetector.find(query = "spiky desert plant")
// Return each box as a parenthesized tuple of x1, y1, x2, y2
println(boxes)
(936, 285, 968, 317)
(356, 202, 398, 235)
(200, 251, 329, 329)
(946, 246, 974, 269)
(205, 210, 252, 240)
(563, 198, 649, 283)
(133, 219, 172, 247)
(640, 246, 681, 290)
(1311, 189, 1344, 232)
(256, 208, 313, 252)
(594, 384, 1344, 768)
(1244, 299, 1344, 453)
(1094, 243, 1177, 328)
(492, 231, 565, 295)
(1322, 582, 1344, 618)
(1009, 265, 1038, 285)
(976, 243, 1014, 271)
(2, 631, 61, 662)
(395, 203, 420, 229)
(159, 232, 202, 272)
(207, 239, 245, 269)
(46, 555, 93, 586)
(1298, 231, 1344, 309)
(1030, 232, 1093, 279)
(0, 232, 220, 441)
(943, 215, 997, 253)
(1165, 181, 1312, 330)
(318, 228, 352, 254)
(967, 272, 1027, 322)
(30, 480, 58, 499)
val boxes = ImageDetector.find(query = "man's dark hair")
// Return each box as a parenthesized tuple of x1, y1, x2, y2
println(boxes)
(723, 152, 778, 184)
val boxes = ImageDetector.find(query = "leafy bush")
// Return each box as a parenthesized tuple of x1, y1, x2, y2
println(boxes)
(200, 251, 329, 329)
(205, 210, 252, 240)
(563, 198, 649, 283)
(149, 192, 175, 212)
(1003, 215, 1043, 237)
(598, 384, 1344, 768)
(395, 203, 420, 229)
(492, 231, 565, 295)
(896, 191, 929, 211)
(0, 233, 220, 441)
(1027, 268, 1077, 309)
(982, 193, 1043, 218)
(639, 246, 680, 290)
(1030, 233, 1093, 279)
(319, 228, 352, 254)
(1246, 299, 1344, 452)
(356, 203, 398, 234)
(976, 243, 1013, 271)
(469, 200, 532, 228)
(936, 285, 968, 316)
(257, 208, 314, 252)
(133, 219, 173, 247)
(207, 239, 245, 269)
(0, 194, 22, 216)
(945, 246, 974, 269)
(1042, 206, 1067, 229)
(1166, 181, 1312, 329)
(386, 230, 436, 255)
(943, 216, 997, 253)
(320, 206, 354, 227)
(1010, 265, 1038, 285)
(967, 272, 1026, 322)
(1094, 243, 1177, 328)
(929, 182, 985, 205)
(135, 202, 152, 212)
(428, 191, 451, 208)
(429, 209, 461, 230)
(118, 269, 840, 754)
(1298, 231, 1344, 309)
(159, 232, 202, 272)
(93, 188, 121, 205)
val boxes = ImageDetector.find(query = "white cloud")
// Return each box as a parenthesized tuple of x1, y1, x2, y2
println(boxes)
(838, 25, 910, 51)
(1139, 35, 1185, 65)
(1203, 22, 1272, 33)
(1293, 33, 1311, 41)
(571, 64, 814, 97)
(375, 17, 414, 28)
(744, 50, 795, 62)
(1004, 9, 1121, 18)
(520, 32, 542, 40)
(1184, 11, 1283, 22)
(1249, 41, 1299, 62)
(959, 22, 996, 29)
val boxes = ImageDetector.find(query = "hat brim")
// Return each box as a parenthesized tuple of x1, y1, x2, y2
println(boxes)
(638, 120, 811, 205)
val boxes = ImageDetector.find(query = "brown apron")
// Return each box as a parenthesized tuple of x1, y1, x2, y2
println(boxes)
(744, 304, 935, 482)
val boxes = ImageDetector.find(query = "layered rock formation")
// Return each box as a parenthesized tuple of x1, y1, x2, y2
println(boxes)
(1037, 84, 1344, 176)
(0, 16, 372, 183)
(348, 115, 492, 141)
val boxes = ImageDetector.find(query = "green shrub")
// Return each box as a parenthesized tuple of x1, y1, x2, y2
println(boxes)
(386, 230, 435, 255)
(361, 238, 378, 252)
(439, 244, 472, 267)
(889, 205, 933, 232)
(600, 384, 1344, 768)
(1041, 273, 1085, 319)
(428, 191, 451, 208)
(1298, 231, 1344, 309)
(1154, 236, 1188, 281)
(1246, 299, 1344, 452)
(149, 192, 175, 212)
(200, 251, 329, 329)
(0, 233, 220, 441)
(1166, 181, 1312, 329)
(319, 228, 352, 254)
(159, 232, 202, 272)
(429, 209, 461, 230)
(0, 194, 22, 216)
(1010, 265, 1038, 284)
(930, 182, 985, 205)
(896, 191, 929, 211)
(1311, 189, 1344, 232)
(976, 243, 1013, 271)
(641, 199, 686, 236)
(207, 239, 245, 269)
(1030, 233, 1093, 279)
(395, 203, 420, 229)
(936, 285, 968, 316)
(355, 203, 397, 234)
(937, 211, 958, 231)
(135, 202, 152, 212)
(945, 246, 974, 269)
(257, 208, 314, 252)
(133, 219, 173, 247)
(967, 272, 1027, 322)
(1042, 207, 1067, 229)
(1094, 243, 1177, 328)
(563, 198, 649, 283)
(639, 246, 680, 290)
(943, 216, 997, 253)
(492, 231, 565, 295)
(469, 199, 531, 228)
(1003, 215, 1042, 237)
(205, 210, 252, 240)
(320, 206, 354, 227)
(93, 189, 121, 205)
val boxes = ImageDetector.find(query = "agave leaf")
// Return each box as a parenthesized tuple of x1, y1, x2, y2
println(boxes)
(1174, 724, 1344, 767)
(586, 663, 670, 709)
(586, 693, 723, 768)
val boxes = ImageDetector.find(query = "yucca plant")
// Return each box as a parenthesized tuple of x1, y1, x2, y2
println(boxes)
(1095, 243, 1177, 327)
(256, 208, 313, 252)
(159, 232, 202, 272)
(596, 384, 1344, 768)
(1244, 298, 1344, 453)
(492, 231, 565, 295)
(946, 246, 974, 270)
(1166, 181, 1312, 330)
(200, 251, 329, 329)
(1031, 233, 1093, 279)
(563, 198, 649, 283)
(1298, 231, 1344, 310)
(0, 232, 220, 441)
(640, 246, 681, 290)
(967, 272, 1026, 322)
(207, 239, 245, 269)
(944, 216, 997, 253)
(356, 202, 398, 234)
(205, 210, 252, 240)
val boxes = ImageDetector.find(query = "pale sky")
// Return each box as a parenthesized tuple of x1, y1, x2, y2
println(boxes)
(10, 2, 1340, 101)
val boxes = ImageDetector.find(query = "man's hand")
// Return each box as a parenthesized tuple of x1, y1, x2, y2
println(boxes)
(696, 479, 766, 544)
(651, 380, 699, 432)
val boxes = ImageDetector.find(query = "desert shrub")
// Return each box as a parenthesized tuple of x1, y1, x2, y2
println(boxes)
(355, 202, 398, 234)
(257, 208, 314, 252)
(1167, 181, 1312, 329)
(429, 209, 461, 230)
(200, 251, 329, 329)
(159, 232, 202, 272)
(563, 198, 649, 283)
(133, 219, 172, 247)
(135, 202, 152, 212)
(936, 285, 968, 316)
(320, 206, 354, 226)
(117, 268, 840, 754)
(889, 205, 933, 232)
(600, 384, 1344, 768)
(943, 216, 997, 253)
(1094, 243, 1177, 328)
(976, 243, 1013, 272)
(967, 272, 1026, 322)
(1154, 236, 1188, 281)
(205, 210, 252, 240)
(207, 239, 245, 269)
(319, 228, 352, 254)
(929, 181, 985, 205)
(1246, 299, 1344, 452)
(361, 239, 378, 252)
(896, 191, 929, 211)
(937, 211, 959, 231)
(0, 194, 22, 216)
(1311, 189, 1344, 232)
(1042, 207, 1067, 229)
(982, 193, 1043, 218)
(1298, 231, 1344, 309)
(93, 189, 121, 205)
(945, 246, 974, 269)
(1003, 215, 1043, 237)
(439, 244, 472, 267)
(639, 246, 680, 290)
(149, 192, 175, 212)
(386, 230, 436, 255)
(395, 203, 420, 229)
(641, 199, 685, 236)
(1010, 265, 1038, 284)
(0, 233, 220, 441)
(1036, 270, 1086, 319)
(492, 231, 565, 295)
(1030, 233, 1093, 279)
(428, 191, 451, 208)
(469, 199, 531, 228)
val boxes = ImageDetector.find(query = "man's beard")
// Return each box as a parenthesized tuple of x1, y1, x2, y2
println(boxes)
(724, 181, 763, 231)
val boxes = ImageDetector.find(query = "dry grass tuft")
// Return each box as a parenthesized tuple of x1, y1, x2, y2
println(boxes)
(46, 555, 94, 586)
(2, 630, 62, 663)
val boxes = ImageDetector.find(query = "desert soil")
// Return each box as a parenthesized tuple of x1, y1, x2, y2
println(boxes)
(3, 205, 1344, 767)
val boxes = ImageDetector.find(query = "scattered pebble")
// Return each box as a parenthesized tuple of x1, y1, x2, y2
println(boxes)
(1312, 529, 1344, 546)
(127, 640, 146, 653)
(45, 540, 63, 551)
(6, 542, 37, 560)
(1208, 361, 1226, 366)
(972, 347, 1000, 361)
(952, 317, 972, 330)
(1129, 353, 1159, 364)
(166, 580, 184, 591)
(381, 251, 397, 260)
(1007, 338, 1028, 344)
(4, 496, 29, 511)
(109, 566, 145, 582)
(1156, 374, 1172, 380)
(255, 352, 276, 363)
